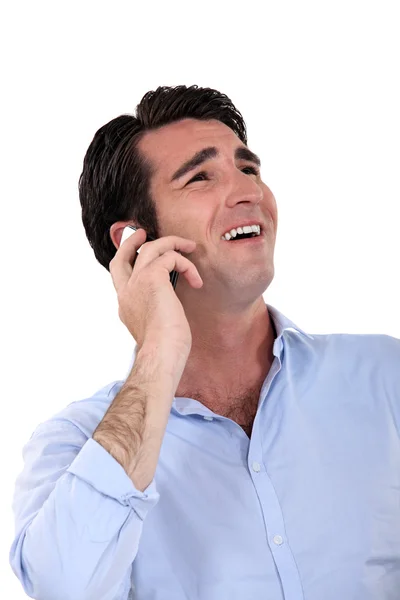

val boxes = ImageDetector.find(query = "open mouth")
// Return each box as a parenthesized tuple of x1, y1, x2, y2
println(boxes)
(220, 225, 262, 241)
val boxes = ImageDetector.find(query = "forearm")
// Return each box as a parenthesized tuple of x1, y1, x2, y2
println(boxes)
(93, 342, 183, 492)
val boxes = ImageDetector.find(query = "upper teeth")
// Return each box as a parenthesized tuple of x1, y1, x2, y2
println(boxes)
(221, 224, 261, 241)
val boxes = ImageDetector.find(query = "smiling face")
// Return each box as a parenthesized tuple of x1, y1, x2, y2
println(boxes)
(137, 118, 278, 299)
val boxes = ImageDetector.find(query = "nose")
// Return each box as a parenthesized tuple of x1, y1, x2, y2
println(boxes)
(225, 168, 263, 208)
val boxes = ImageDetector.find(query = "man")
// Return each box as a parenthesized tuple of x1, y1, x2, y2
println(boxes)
(9, 85, 400, 600)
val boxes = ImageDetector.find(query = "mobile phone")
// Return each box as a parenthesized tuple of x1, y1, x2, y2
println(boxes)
(120, 225, 180, 290)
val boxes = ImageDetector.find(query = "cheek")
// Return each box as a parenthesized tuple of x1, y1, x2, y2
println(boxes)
(262, 183, 276, 207)
(262, 184, 278, 228)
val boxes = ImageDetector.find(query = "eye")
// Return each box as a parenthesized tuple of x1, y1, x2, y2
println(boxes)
(241, 166, 260, 176)
(187, 171, 208, 184)
(186, 166, 260, 185)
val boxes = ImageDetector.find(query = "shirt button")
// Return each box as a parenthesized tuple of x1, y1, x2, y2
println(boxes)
(252, 461, 261, 472)
(203, 416, 214, 421)
(273, 535, 284, 546)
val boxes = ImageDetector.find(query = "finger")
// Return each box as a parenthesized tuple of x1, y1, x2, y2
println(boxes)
(134, 236, 197, 270)
(111, 232, 198, 293)
(153, 250, 203, 288)
(118, 227, 147, 262)
(109, 228, 147, 292)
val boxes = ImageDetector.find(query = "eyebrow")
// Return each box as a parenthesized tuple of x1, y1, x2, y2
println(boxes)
(170, 146, 261, 183)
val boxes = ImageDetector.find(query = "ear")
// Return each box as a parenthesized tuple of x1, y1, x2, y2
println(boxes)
(109, 221, 137, 250)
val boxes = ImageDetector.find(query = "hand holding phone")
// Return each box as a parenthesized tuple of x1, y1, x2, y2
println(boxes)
(120, 226, 180, 289)
(110, 226, 203, 356)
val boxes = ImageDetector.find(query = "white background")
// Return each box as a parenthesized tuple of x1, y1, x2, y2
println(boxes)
(1, 1, 399, 597)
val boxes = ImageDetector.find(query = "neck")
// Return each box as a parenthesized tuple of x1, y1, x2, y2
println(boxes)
(175, 297, 276, 398)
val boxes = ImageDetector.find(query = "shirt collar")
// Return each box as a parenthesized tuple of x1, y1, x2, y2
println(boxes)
(267, 302, 314, 343)
(125, 301, 313, 377)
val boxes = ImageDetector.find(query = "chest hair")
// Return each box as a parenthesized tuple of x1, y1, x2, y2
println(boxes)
(180, 384, 262, 438)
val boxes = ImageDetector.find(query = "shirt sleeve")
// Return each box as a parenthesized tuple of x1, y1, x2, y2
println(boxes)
(9, 419, 160, 600)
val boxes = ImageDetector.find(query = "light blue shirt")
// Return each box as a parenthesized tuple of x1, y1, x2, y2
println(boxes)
(9, 303, 400, 600)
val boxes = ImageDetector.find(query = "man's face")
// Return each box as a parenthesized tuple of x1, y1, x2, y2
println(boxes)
(137, 118, 278, 295)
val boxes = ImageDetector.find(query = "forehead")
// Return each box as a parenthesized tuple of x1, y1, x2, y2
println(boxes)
(138, 118, 242, 178)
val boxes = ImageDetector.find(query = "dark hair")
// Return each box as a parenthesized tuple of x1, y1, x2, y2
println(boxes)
(79, 85, 248, 271)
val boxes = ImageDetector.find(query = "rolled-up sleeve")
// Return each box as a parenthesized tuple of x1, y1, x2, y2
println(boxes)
(9, 421, 160, 600)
